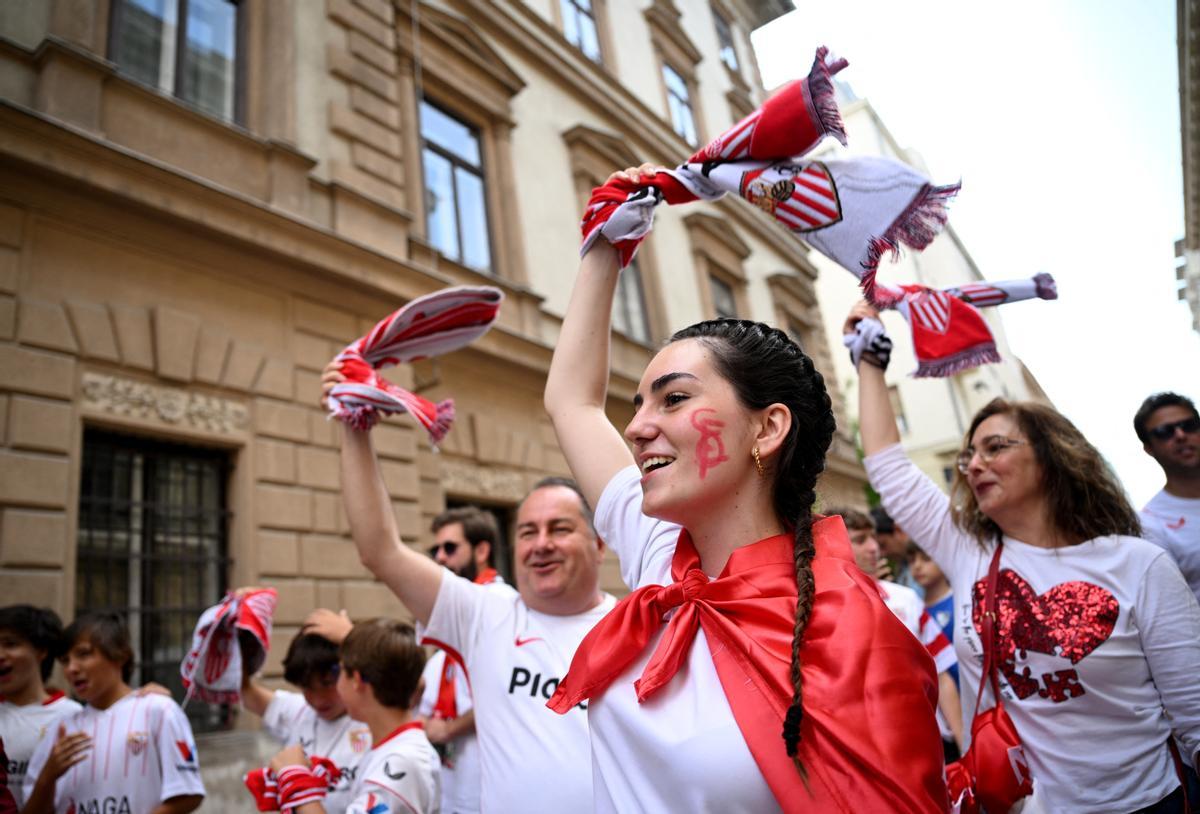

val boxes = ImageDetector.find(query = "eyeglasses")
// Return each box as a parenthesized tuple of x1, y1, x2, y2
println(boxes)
(428, 541, 461, 558)
(1148, 417, 1200, 441)
(956, 436, 1028, 474)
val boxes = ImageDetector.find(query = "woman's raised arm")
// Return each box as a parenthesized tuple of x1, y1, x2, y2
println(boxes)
(323, 364, 442, 625)
(845, 301, 902, 455)
(545, 169, 654, 508)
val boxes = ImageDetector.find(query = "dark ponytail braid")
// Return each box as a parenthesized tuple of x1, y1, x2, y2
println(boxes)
(669, 319, 836, 775)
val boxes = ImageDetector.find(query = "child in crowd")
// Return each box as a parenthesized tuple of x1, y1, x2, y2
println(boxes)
(0, 605, 81, 808)
(267, 619, 440, 813)
(908, 542, 959, 684)
(22, 612, 205, 813)
(239, 598, 371, 814)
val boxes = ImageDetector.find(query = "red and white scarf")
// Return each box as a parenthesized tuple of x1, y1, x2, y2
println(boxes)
(244, 755, 341, 812)
(181, 588, 277, 706)
(547, 519, 948, 813)
(327, 286, 504, 441)
(580, 47, 959, 308)
(848, 273, 1058, 377)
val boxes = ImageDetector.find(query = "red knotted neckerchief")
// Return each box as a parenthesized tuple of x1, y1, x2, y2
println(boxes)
(432, 567, 499, 720)
(548, 517, 948, 813)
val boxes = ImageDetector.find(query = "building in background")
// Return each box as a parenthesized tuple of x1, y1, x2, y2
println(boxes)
(814, 92, 1051, 491)
(1178, 0, 1200, 333)
(0, 0, 867, 798)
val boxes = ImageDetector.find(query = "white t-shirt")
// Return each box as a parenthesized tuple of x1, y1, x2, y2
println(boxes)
(1141, 489, 1200, 605)
(0, 691, 82, 807)
(418, 570, 615, 814)
(344, 722, 441, 814)
(866, 443, 1200, 813)
(263, 689, 372, 813)
(589, 465, 781, 814)
(22, 692, 205, 812)
(418, 577, 514, 814)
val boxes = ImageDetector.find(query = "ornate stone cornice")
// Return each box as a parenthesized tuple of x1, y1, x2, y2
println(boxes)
(81, 372, 249, 435)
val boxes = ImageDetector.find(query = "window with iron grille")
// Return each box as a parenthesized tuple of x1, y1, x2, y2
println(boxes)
(76, 430, 232, 731)
(613, 260, 651, 344)
(421, 100, 494, 273)
(109, 0, 242, 122)
(713, 10, 739, 72)
(662, 63, 698, 146)
(561, 0, 602, 63)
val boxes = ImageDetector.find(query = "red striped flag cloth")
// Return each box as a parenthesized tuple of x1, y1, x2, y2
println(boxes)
(578, 47, 959, 308)
(327, 286, 504, 441)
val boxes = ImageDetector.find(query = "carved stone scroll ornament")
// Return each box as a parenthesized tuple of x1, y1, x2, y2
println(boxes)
(81, 373, 248, 434)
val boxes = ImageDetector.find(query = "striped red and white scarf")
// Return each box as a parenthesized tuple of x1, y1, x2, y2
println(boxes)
(580, 47, 959, 307)
(847, 273, 1058, 377)
(327, 286, 503, 441)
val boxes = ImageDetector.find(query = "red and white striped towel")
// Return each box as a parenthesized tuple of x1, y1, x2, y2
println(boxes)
(327, 286, 504, 440)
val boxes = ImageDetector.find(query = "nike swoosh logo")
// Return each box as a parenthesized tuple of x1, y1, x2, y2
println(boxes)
(1168, 517, 1186, 530)
(384, 761, 406, 781)
(514, 636, 543, 647)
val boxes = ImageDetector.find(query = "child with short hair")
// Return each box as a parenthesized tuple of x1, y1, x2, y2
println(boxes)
(239, 602, 372, 813)
(907, 542, 958, 684)
(266, 618, 440, 813)
(22, 612, 205, 813)
(0, 605, 81, 808)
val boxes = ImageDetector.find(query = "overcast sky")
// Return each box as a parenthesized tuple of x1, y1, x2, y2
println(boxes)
(752, 0, 1199, 506)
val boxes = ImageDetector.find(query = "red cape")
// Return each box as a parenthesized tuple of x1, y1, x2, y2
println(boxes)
(550, 516, 948, 813)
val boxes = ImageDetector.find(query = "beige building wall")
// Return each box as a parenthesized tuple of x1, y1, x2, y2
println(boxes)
(0, 0, 859, 804)
(814, 97, 1052, 494)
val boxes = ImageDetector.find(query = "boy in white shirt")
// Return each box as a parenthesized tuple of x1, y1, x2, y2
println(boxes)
(268, 618, 440, 813)
(0, 605, 81, 808)
(238, 600, 372, 813)
(22, 612, 204, 814)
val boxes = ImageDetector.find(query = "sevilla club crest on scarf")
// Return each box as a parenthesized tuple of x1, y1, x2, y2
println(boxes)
(740, 163, 842, 231)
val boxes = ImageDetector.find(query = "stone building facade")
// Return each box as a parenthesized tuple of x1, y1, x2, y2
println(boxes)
(0, 0, 867, 801)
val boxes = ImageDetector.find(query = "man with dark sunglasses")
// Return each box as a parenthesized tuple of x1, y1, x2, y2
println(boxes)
(1134, 392, 1200, 606)
(418, 507, 513, 814)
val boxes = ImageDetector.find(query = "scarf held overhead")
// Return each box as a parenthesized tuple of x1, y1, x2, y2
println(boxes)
(327, 286, 504, 441)
(547, 518, 949, 813)
(181, 588, 277, 707)
(579, 47, 959, 309)
(846, 273, 1058, 377)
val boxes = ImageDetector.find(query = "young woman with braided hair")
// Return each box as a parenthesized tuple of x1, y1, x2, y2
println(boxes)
(543, 165, 948, 812)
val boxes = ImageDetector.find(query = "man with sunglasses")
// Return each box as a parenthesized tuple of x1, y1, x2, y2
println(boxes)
(418, 507, 513, 814)
(1135, 392, 1200, 605)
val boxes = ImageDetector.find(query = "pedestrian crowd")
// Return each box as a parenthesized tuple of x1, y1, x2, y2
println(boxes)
(1, 164, 1198, 812)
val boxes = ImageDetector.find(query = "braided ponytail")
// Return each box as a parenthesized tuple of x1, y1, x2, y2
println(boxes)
(670, 320, 836, 777)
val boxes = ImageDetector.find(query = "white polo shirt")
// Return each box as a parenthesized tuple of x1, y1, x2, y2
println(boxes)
(263, 689, 372, 813)
(419, 570, 615, 813)
(22, 692, 205, 812)
(0, 691, 82, 807)
(345, 722, 441, 814)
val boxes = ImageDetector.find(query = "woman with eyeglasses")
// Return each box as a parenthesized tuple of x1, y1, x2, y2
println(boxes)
(847, 301, 1200, 813)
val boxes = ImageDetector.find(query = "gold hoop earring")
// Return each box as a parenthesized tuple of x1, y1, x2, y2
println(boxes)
(752, 446, 765, 478)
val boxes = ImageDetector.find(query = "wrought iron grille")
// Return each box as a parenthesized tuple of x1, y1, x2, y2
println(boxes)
(76, 430, 232, 731)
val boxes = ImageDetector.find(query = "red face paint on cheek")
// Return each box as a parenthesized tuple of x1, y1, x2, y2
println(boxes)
(691, 408, 729, 480)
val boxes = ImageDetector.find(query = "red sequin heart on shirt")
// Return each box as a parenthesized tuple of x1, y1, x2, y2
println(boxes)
(972, 569, 1119, 701)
